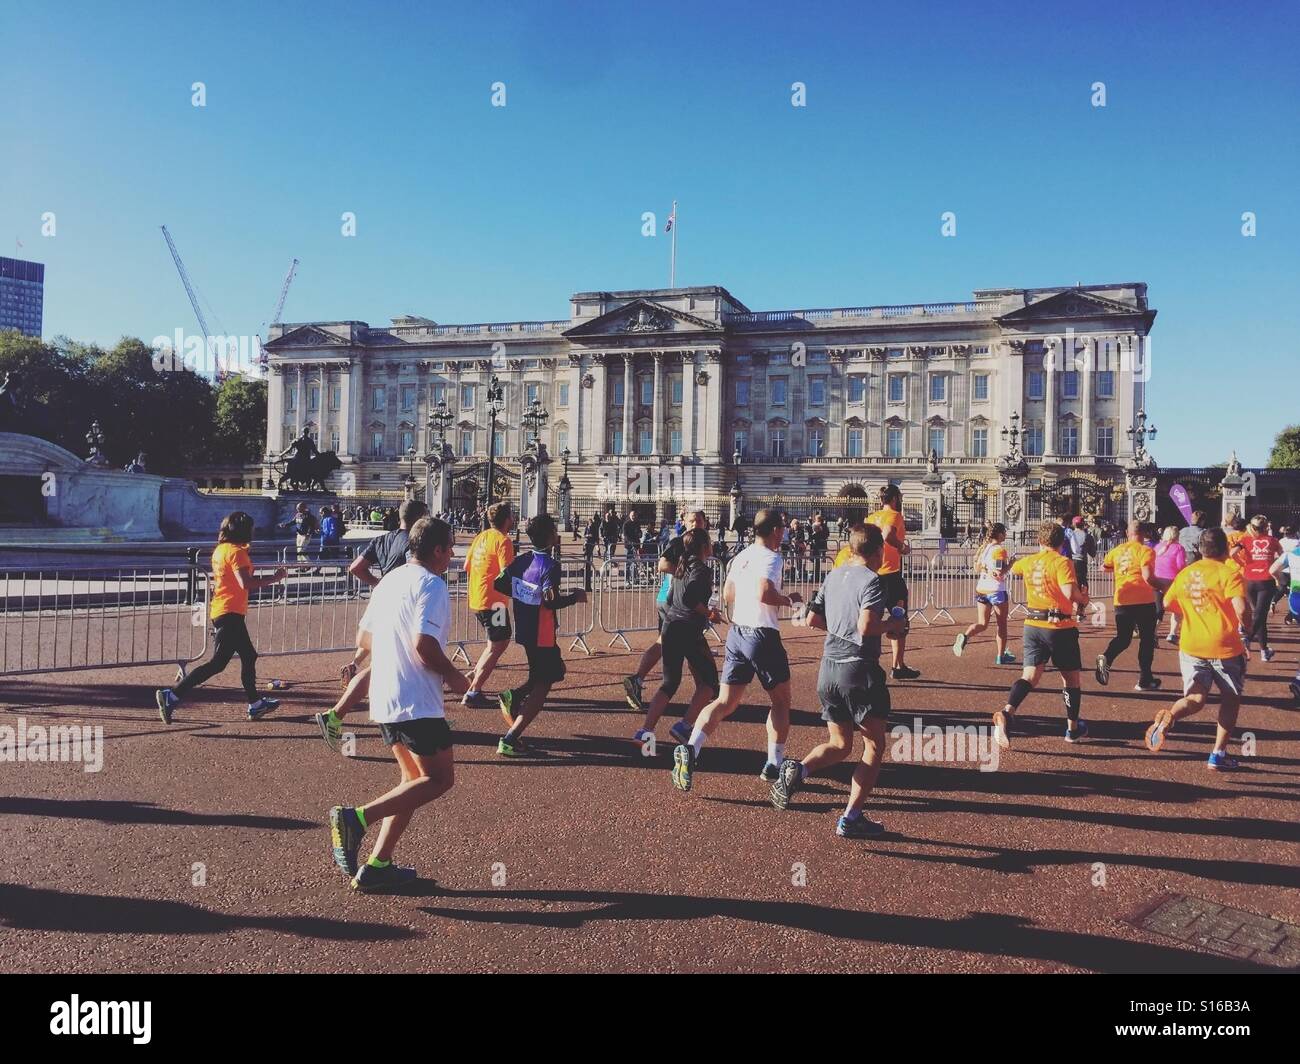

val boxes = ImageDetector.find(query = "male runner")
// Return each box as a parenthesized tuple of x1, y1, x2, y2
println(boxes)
(462, 503, 517, 707)
(867, 485, 919, 679)
(1095, 520, 1161, 691)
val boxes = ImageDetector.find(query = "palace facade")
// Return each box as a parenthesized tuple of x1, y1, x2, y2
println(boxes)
(262, 281, 1156, 514)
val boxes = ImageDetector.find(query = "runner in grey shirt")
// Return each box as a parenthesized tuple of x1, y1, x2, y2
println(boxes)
(1178, 511, 1206, 563)
(769, 525, 906, 839)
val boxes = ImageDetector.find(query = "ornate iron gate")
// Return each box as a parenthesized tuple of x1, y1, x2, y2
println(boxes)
(942, 478, 989, 539)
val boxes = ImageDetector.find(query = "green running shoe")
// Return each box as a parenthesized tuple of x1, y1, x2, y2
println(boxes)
(671, 744, 695, 792)
(329, 806, 365, 876)
(315, 710, 342, 752)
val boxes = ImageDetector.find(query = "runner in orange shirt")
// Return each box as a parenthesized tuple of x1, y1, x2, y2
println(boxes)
(866, 485, 918, 680)
(463, 502, 517, 709)
(1095, 520, 1161, 691)
(1145, 528, 1250, 770)
(991, 521, 1091, 749)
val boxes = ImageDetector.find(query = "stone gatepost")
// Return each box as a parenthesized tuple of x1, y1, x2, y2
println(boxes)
(519, 443, 550, 523)
(998, 476, 1028, 540)
(426, 446, 455, 516)
(1125, 467, 1158, 527)
(920, 468, 944, 542)
(1219, 452, 1247, 527)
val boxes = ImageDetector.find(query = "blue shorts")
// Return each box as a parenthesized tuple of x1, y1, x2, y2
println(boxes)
(976, 590, 1008, 607)
(1289, 589, 1300, 616)
(721, 626, 791, 691)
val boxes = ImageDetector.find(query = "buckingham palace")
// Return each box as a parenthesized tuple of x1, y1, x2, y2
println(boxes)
(262, 281, 1156, 524)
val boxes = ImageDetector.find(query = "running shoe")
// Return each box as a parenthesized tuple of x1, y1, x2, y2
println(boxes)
(995, 651, 1017, 665)
(759, 761, 781, 783)
(668, 719, 692, 746)
(769, 758, 803, 811)
(1165, 632, 1178, 643)
(623, 675, 645, 712)
(891, 665, 921, 680)
(1262, 647, 1276, 663)
(339, 660, 358, 690)
(1135, 677, 1163, 692)
(351, 862, 419, 894)
(992, 710, 1012, 750)
(836, 813, 885, 839)
(497, 735, 535, 758)
(462, 691, 494, 709)
(633, 728, 654, 745)
(952, 633, 968, 657)
(1094, 654, 1111, 686)
(497, 689, 515, 727)
(1145, 708, 1175, 752)
(1285, 614, 1297, 627)
(1206, 750, 1240, 772)
(671, 744, 695, 792)
(247, 697, 280, 721)
(155, 688, 179, 725)
(1065, 720, 1089, 743)
(315, 709, 342, 752)
(329, 806, 365, 876)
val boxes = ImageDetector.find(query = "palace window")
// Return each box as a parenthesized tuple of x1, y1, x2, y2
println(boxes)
(372, 387, 385, 412)
(459, 430, 473, 456)
(286, 390, 296, 412)
(670, 428, 682, 455)
(1024, 423, 1044, 456)
(308, 386, 320, 412)
(526, 382, 540, 406)
(1097, 370, 1115, 398)
(612, 379, 624, 406)
(809, 378, 826, 406)
(848, 376, 866, 403)
(1060, 421, 1079, 456)
(400, 428, 415, 454)
(460, 384, 475, 408)
(929, 375, 946, 403)
(808, 429, 824, 456)
(771, 379, 788, 405)
(557, 382, 570, 407)
(640, 378, 653, 406)
(639, 427, 652, 454)
(401, 385, 415, 412)
(733, 432, 747, 457)
(556, 428, 569, 454)
(770, 429, 786, 458)
(735, 379, 750, 405)
(972, 374, 989, 401)
(371, 431, 384, 456)
(1062, 371, 1079, 399)
(928, 426, 946, 457)
(432, 382, 447, 405)
(1096, 425, 1115, 456)
(972, 426, 988, 457)
(611, 427, 624, 453)
(330, 429, 340, 452)
(847, 428, 864, 457)
(888, 375, 905, 403)
(1027, 370, 1045, 400)
(493, 429, 505, 456)
(671, 377, 683, 405)
(886, 427, 904, 458)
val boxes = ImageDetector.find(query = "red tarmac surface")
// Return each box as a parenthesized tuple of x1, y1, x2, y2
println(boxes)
(2, 607, 1298, 973)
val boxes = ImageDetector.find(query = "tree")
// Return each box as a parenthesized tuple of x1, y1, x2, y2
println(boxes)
(214, 375, 268, 464)
(1268, 426, 1300, 469)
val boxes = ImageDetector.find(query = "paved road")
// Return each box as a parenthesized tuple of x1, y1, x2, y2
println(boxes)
(2, 608, 1297, 973)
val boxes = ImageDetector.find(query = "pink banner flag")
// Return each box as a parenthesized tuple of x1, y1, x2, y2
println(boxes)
(1169, 484, 1194, 525)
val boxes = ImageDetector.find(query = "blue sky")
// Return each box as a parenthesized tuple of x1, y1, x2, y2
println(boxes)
(2, 0, 1297, 465)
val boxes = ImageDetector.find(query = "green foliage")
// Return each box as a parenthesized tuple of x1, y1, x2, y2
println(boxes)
(1267, 425, 1300, 469)
(214, 375, 268, 464)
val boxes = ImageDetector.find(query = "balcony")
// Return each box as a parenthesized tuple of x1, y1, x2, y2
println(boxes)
(724, 300, 1004, 328)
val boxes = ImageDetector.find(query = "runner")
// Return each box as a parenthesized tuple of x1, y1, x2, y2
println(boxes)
(327, 517, 468, 892)
(953, 522, 1015, 664)
(1152, 524, 1187, 644)
(1274, 524, 1297, 618)
(670, 509, 802, 791)
(770, 525, 906, 838)
(1236, 515, 1281, 661)
(1178, 510, 1206, 565)
(622, 509, 709, 714)
(633, 529, 723, 746)
(867, 485, 919, 680)
(494, 514, 587, 757)
(156, 512, 287, 723)
(990, 520, 1090, 748)
(1145, 527, 1250, 771)
(1269, 541, 1300, 702)
(281, 502, 318, 563)
(1095, 520, 1161, 692)
(1064, 516, 1096, 622)
(462, 503, 517, 707)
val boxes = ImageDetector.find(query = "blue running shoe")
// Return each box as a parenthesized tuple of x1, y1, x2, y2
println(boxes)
(1206, 750, 1240, 771)
(669, 720, 692, 746)
(155, 688, 179, 724)
(248, 697, 280, 720)
(837, 813, 885, 839)
(329, 806, 365, 876)
(1065, 720, 1089, 743)
(996, 651, 1017, 665)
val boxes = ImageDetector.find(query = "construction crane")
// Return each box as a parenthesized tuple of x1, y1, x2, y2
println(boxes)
(160, 224, 211, 350)
(269, 258, 299, 329)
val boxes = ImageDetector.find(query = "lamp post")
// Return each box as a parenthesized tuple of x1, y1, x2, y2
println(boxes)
(1000, 411, 1023, 462)
(481, 375, 504, 529)
(427, 398, 454, 515)
(1127, 408, 1158, 464)
(521, 396, 549, 452)
(404, 446, 418, 500)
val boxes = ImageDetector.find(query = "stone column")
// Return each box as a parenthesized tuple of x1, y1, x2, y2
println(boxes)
(622, 355, 634, 456)
(1219, 463, 1248, 527)
(337, 361, 353, 459)
(519, 444, 551, 523)
(1119, 335, 1136, 459)
(295, 365, 306, 436)
(682, 350, 698, 456)
(651, 351, 665, 455)
(1080, 339, 1094, 456)
(1044, 345, 1057, 458)
(427, 449, 455, 515)
(999, 472, 1029, 540)
(588, 354, 607, 456)
(867, 350, 886, 456)
(920, 467, 944, 542)
(567, 354, 583, 458)
(702, 350, 723, 458)
(1126, 466, 1158, 526)
(827, 350, 846, 457)
(266, 366, 285, 456)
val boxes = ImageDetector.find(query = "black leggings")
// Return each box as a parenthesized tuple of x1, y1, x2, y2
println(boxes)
(1247, 580, 1275, 648)
(175, 613, 259, 702)
(658, 621, 719, 699)
(1103, 602, 1157, 683)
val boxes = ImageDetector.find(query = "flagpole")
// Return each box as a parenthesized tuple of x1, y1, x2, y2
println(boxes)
(669, 200, 677, 288)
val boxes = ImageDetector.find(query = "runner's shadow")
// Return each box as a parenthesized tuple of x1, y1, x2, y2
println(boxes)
(0, 796, 313, 830)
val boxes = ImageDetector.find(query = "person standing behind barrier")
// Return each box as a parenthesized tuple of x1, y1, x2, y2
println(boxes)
(867, 485, 919, 680)
(601, 507, 620, 563)
(327, 517, 468, 893)
(623, 510, 710, 715)
(1236, 515, 1281, 661)
(461, 503, 517, 709)
(1153, 525, 1187, 645)
(670, 509, 802, 792)
(583, 513, 600, 591)
(156, 512, 287, 724)
(770, 525, 906, 837)
(623, 507, 643, 585)
(810, 514, 830, 584)
(789, 518, 809, 583)
(493, 514, 588, 757)
(634, 530, 724, 745)
(990, 520, 1090, 749)
(282, 502, 318, 563)
(953, 522, 1015, 664)
(1096, 520, 1161, 692)
(1064, 516, 1096, 623)
(319, 505, 342, 561)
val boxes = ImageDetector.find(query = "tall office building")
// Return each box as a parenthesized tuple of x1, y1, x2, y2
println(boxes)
(0, 257, 45, 337)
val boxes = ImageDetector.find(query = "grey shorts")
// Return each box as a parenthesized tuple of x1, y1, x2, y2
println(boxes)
(1178, 652, 1247, 697)
(721, 626, 791, 691)
(817, 658, 891, 726)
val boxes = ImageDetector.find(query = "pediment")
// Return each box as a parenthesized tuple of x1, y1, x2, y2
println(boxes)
(563, 299, 723, 338)
(265, 325, 353, 349)
(996, 290, 1142, 323)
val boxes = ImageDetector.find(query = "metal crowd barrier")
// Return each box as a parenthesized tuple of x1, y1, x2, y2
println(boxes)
(0, 566, 210, 680)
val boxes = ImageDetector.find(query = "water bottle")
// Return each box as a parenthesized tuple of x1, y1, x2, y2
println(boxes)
(268, 679, 286, 690)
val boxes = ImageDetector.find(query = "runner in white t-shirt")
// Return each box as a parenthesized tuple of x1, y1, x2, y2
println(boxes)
(953, 523, 1015, 664)
(327, 518, 469, 894)
(671, 509, 802, 793)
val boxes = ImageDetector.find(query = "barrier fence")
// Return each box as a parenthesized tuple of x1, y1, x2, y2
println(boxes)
(2, 545, 1122, 680)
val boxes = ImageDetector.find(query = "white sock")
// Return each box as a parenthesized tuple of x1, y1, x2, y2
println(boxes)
(769, 741, 785, 766)
(466, 689, 479, 697)
(689, 727, 707, 756)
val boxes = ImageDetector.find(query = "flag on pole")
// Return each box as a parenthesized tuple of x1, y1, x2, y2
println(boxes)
(665, 206, 675, 232)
